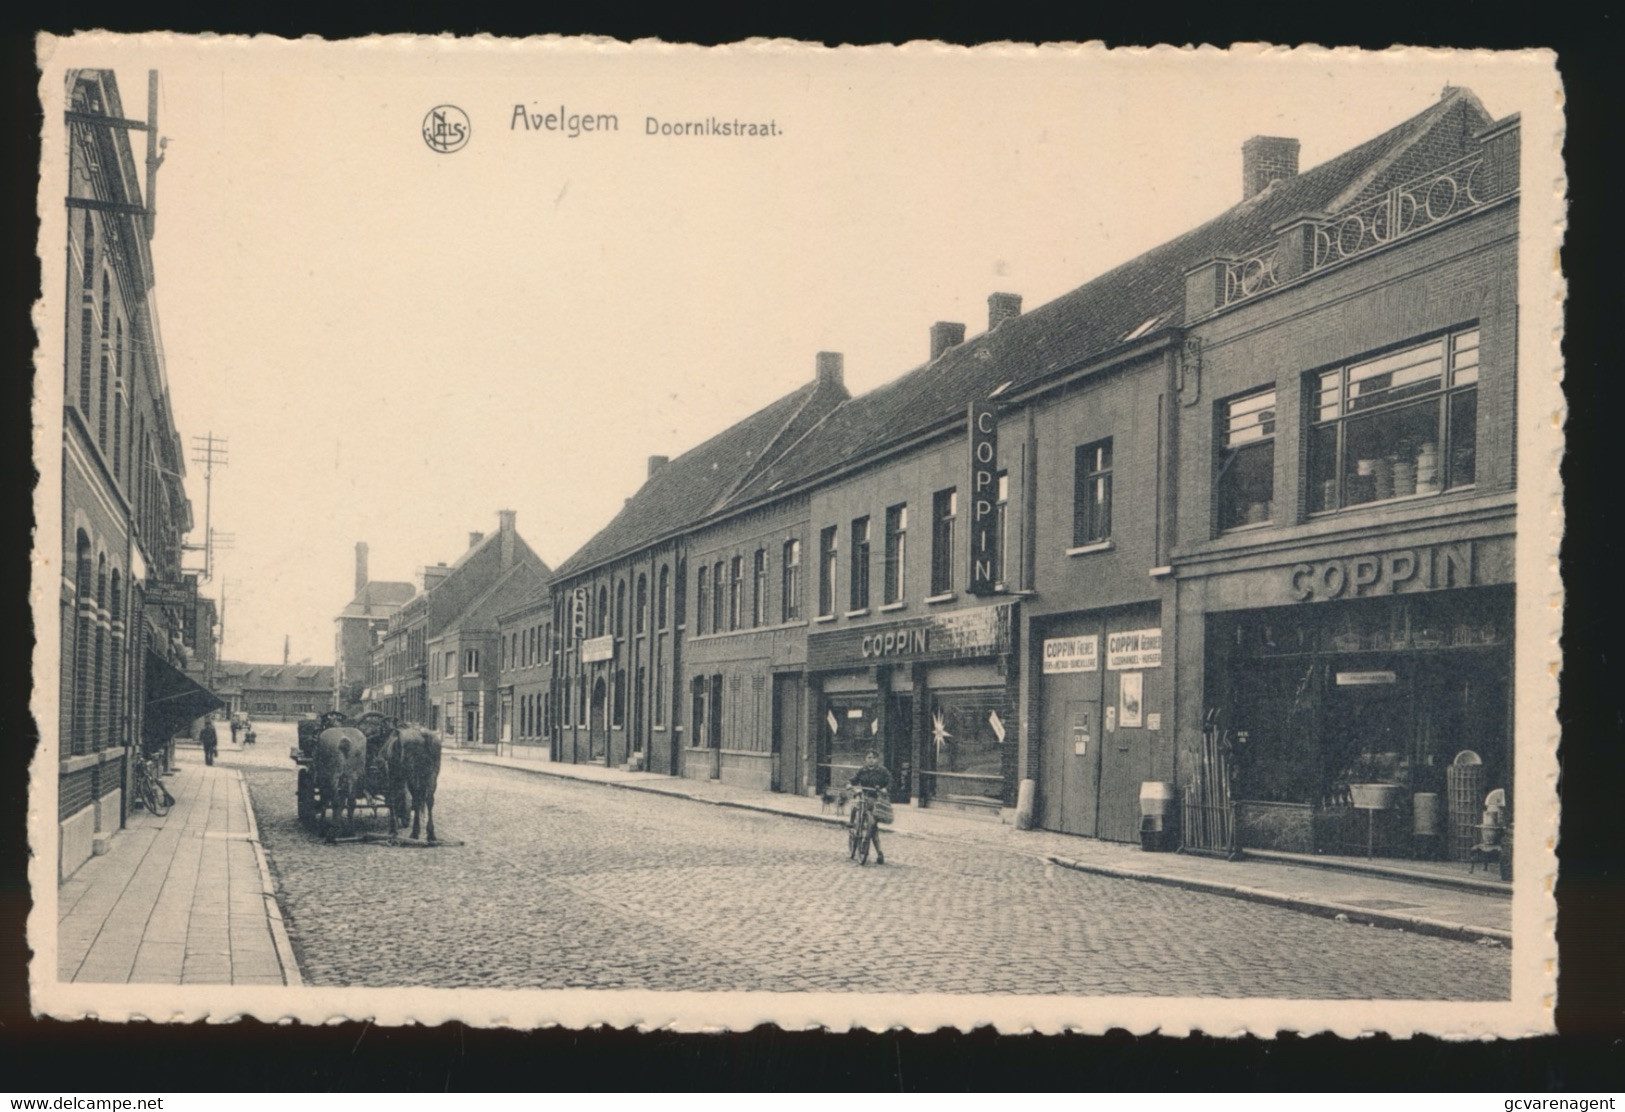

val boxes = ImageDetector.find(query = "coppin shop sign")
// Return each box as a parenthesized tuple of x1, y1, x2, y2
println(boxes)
(967, 401, 999, 596)
(808, 602, 1013, 670)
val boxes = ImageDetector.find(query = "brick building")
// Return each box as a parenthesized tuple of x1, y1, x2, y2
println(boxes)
(1166, 90, 1520, 859)
(549, 357, 847, 774)
(426, 558, 549, 746)
(495, 585, 553, 753)
(213, 661, 335, 720)
(58, 69, 217, 881)
(368, 511, 548, 732)
(333, 541, 415, 715)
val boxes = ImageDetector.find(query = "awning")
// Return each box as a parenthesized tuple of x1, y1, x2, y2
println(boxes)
(144, 650, 224, 741)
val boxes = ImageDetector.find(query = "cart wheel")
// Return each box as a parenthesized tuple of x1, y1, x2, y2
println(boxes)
(297, 768, 315, 826)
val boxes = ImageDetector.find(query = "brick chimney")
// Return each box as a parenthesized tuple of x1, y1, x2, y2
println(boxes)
(469, 531, 484, 549)
(648, 455, 670, 479)
(930, 321, 966, 361)
(1242, 136, 1300, 200)
(497, 509, 516, 567)
(987, 292, 1022, 330)
(816, 351, 844, 391)
(354, 541, 369, 597)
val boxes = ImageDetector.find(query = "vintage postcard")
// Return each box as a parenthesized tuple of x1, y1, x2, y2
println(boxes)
(30, 34, 1564, 1035)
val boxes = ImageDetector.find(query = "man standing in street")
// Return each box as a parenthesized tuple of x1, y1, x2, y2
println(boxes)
(200, 717, 219, 766)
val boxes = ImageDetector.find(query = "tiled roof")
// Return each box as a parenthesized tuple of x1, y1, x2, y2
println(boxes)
(441, 558, 552, 633)
(496, 580, 553, 624)
(338, 579, 417, 619)
(215, 660, 336, 685)
(554, 373, 849, 579)
(731, 89, 1494, 505)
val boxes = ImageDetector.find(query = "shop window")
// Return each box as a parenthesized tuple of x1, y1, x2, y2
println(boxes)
(818, 526, 838, 616)
(823, 697, 879, 782)
(1308, 327, 1479, 513)
(696, 565, 710, 634)
(1072, 439, 1113, 546)
(1217, 389, 1276, 530)
(931, 488, 957, 595)
(927, 693, 1009, 804)
(729, 555, 743, 630)
(849, 516, 871, 610)
(782, 539, 802, 620)
(883, 503, 907, 604)
(752, 549, 767, 626)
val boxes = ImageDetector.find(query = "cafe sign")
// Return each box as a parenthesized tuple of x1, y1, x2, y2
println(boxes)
(1105, 628, 1162, 670)
(143, 577, 196, 609)
(581, 634, 615, 663)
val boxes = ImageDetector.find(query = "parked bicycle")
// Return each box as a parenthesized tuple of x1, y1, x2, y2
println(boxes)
(132, 755, 173, 817)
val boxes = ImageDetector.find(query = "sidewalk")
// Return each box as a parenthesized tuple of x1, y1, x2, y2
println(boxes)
(454, 748, 1513, 944)
(56, 748, 300, 985)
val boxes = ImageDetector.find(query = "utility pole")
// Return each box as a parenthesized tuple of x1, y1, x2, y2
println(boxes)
(189, 432, 228, 580)
(217, 578, 239, 661)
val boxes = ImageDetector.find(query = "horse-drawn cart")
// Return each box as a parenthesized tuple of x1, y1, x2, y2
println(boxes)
(291, 710, 395, 831)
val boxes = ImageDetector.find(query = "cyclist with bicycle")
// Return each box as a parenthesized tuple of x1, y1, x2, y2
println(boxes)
(847, 749, 891, 865)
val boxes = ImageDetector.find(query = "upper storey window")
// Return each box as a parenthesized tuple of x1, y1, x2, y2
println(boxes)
(1307, 327, 1479, 513)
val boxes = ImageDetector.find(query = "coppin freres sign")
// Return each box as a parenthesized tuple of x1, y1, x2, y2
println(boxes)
(967, 401, 999, 595)
(808, 602, 1012, 670)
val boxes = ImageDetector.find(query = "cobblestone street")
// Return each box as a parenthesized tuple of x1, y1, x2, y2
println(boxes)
(236, 725, 1510, 998)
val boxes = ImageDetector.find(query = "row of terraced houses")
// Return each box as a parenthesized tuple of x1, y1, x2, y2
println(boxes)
(57, 70, 223, 881)
(342, 89, 1522, 861)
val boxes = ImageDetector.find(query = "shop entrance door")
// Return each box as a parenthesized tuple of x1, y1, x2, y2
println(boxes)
(1037, 618, 1108, 836)
(1040, 692, 1102, 836)
(771, 674, 804, 794)
(889, 694, 913, 804)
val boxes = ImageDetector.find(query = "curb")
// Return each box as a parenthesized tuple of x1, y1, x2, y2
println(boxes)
(235, 770, 304, 987)
(1243, 847, 1512, 897)
(458, 753, 851, 828)
(454, 753, 1511, 946)
(1046, 854, 1511, 946)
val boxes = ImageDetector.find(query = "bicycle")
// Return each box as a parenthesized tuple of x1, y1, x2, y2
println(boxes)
(847, 786, 884, 865)
(132, 755, 172, 817)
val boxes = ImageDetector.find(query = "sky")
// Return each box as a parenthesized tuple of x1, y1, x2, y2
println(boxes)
(39, 36, 1550, 666)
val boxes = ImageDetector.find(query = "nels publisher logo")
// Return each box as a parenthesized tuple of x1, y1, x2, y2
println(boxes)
(422, 105, 471, 153)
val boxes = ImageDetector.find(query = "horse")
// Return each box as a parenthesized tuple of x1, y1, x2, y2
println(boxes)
(313, 713, 369, 843)
(380, 724, 442, 844)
